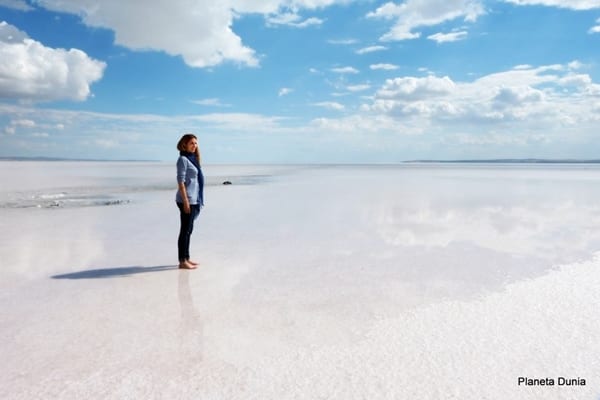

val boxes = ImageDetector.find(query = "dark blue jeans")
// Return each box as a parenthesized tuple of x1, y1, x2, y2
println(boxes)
(177, 203, 200, 262)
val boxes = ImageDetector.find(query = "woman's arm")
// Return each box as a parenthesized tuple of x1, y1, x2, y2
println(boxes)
(178, 182, 190, 214)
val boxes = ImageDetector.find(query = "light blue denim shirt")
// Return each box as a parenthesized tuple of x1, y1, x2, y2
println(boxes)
(175, 156, 200, 205)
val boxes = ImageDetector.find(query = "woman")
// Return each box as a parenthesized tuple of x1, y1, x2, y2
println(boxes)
(175, 134, 204, 269)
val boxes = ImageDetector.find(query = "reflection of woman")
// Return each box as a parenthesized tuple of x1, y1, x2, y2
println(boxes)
(175, 134, 204, 270)
(178, 270, 203, 362)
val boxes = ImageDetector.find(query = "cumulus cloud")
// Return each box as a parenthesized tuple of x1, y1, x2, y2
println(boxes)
(589, 18, 600, 33)
(310, 113, 421, 135)
(3, 60, 599, 160)
(367, 0, 485, 41)
(279, 87, 293, 96)
(193, 112, 291, 132)
(364, 62, 600, 128)
(370, 63, 400, 70)
(0, 21, 105, 101)
(312, 101, 345, 111)
(266, 12, 324, 28)
(492, 86, 544, 108)
(3, 118, 34, 135)
(347, 84, 371, 92)
(327, 39, 359, 45)
(231, 0, 349, 14)
(29, 0, 351, 68)
(376, 76, 456, 100)
(331, 66, 359, 74)
(192, 98, 231, 107)
(428, 31, 468, 43)
(589, 25, 600, 33)
(503, 0, 600, 10)
(32, 0, 259, 68)
(10, 119, 36, 128)
(356, 45, 387, 54)
(0, 21, 27, 43)
(0, 0, 33, 11)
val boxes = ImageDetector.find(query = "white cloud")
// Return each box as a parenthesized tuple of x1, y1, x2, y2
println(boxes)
(279, 87, 294, 96)
(557, 73, 592, 88)
(370, 63, 400, 70)
(193, 112, 291, 132)
(310, 113, 415, 134)
(568, 61, 584, 70)
(492, 86, 544, 107)
(0, 22, 105, 101)
(231, 0, 350, 14)
(327, 39, 359, 45)
(514, 64, 533, 70)
(33, 0, 259, 68)
(356, 45, 387, 54)
(3, 60, 600, 161)
(312, 101, 345, 111)
(376, 76, 456, 100)
(363, 62, 600, 130)
(347, 84, 371, 92)
(589, 18, 600, 33)
(3, 117, 58, 137)
(0, 0, 33, 11)
(503, 0, 600, 10)
(192, 98, 231, 107)
(0, 21, 27, 43)
(31, 0, 352, 68)
(331, 66, 359, 74)
(266, 12, 324, 28)
(294, 17, 324, 27)
(10, 119, 36, 128)
(367, 0, 485, 41)
(428, 31, 468, 43)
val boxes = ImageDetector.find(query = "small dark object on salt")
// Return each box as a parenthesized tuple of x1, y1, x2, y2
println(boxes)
(223, 181, 232, 185)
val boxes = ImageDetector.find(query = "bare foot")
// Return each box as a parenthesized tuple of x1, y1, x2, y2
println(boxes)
(178, 260, 197, 269)
(187, 259, 199, 266)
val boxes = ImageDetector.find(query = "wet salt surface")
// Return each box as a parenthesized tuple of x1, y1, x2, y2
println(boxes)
(0, 162, 599, 399)
(0, 161, 277, 209)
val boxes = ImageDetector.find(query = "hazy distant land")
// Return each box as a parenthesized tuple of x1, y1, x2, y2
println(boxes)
(404, 159, 600, 164)
(2, 156, 600, 164)
(0, 156, 156, 162)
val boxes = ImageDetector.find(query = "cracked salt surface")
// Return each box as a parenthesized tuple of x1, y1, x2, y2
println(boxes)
(0, 162, 599, 399)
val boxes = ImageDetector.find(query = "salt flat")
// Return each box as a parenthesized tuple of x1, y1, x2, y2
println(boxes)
(0, 162, 599, 399)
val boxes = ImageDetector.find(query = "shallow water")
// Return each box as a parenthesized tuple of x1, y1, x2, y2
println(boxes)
(1, 162, 599, 399)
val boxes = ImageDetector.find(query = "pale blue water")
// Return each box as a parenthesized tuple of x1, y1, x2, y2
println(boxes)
(2, 161, 600, 399)
(0, 161, 281, 209)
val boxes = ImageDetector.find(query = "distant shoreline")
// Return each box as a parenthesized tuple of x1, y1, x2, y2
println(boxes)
(0, 156, 158, 162)
(2, 156, 600, 164)
(404, 159, 600, 164)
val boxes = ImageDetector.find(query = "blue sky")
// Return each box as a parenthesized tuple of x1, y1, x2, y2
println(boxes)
(0, 0, 599, 162)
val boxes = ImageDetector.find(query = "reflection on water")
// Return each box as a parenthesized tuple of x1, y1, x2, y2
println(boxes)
(0, 161, 281, 210)
(366, 166, 600, 265)
(178, 270, 203, 363)
(224, 164, 600, 322)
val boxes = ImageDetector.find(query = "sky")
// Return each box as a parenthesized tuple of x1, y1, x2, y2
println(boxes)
(0, 0, 599, 163)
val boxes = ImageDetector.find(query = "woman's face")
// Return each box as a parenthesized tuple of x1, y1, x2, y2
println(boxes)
(185, 138, 198, 153)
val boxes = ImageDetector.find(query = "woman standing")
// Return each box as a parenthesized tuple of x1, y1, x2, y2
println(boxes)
(176, 134, 204, 269)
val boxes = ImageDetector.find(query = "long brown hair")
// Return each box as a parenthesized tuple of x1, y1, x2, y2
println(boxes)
(177, 133, 201, 164)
